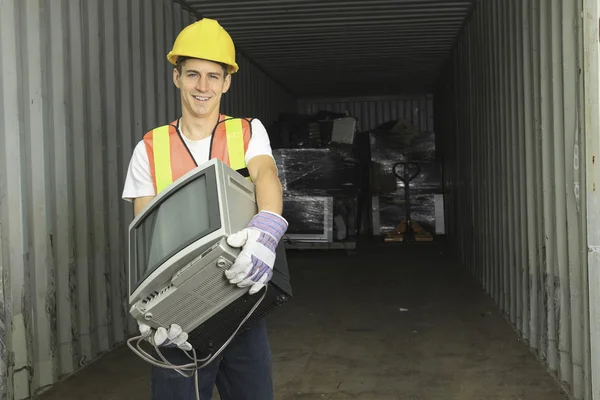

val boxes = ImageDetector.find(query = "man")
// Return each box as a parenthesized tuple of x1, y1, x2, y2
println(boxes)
(122, 18, 287, 400)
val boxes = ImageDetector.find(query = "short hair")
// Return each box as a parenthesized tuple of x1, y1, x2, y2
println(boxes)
(176, 56, 228, 77)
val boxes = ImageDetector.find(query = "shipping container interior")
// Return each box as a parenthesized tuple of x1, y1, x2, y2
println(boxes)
(1, 0, 600, 399)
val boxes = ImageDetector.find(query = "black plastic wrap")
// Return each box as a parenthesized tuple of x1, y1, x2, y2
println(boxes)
(281, 195, 358, 242)
(394, 162, 443, 193)
(273, 148, 360, 197)
(370, 130, 436, 166)
(282, 196, 332, 241)
(368, 121, 438, 196)
(369, 159, 442, 198)
(370, 119, 435, 159)
(377, 192, 436, 236)
(367, 119, 442, 237)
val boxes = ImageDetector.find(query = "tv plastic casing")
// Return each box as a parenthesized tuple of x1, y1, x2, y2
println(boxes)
(127, 158, 292, 354)
(282, 195, 333, 243)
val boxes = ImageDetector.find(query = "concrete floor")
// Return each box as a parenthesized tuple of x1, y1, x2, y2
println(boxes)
(38, 242, 568, 400)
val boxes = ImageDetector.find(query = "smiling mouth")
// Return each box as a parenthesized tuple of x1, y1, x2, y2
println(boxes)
(192, 95, 210, 102)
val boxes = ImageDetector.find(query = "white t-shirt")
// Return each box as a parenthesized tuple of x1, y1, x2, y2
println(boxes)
(122, 117, 274, 202)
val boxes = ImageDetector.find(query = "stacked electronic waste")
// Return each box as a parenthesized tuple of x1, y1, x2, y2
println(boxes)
(268, 112, 362, 249)
(368, 119, 445, 242)
(267, 111, 444, 246)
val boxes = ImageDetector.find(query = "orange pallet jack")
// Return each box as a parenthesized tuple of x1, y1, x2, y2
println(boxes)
(385, 161, 434, 243)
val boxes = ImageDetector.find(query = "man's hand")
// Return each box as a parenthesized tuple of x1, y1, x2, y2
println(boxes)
(138, 321, 192, 351)
(225, 211, 288, 294)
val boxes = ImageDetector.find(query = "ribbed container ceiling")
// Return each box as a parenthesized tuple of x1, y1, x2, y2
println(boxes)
(186, 0, 477, 97)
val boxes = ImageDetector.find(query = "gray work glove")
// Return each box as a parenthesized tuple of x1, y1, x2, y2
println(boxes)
(225, 210, 288, 295)
(138, 321, 192, 351)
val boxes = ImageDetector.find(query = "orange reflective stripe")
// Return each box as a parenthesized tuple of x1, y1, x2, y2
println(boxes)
(147, 116, 253, 193)
(152, 126, 173, 193)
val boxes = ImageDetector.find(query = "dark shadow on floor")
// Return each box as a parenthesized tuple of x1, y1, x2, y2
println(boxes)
(37, 241, 568, 400)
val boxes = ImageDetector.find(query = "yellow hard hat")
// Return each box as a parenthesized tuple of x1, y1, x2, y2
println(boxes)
(167, 18, 239, 74)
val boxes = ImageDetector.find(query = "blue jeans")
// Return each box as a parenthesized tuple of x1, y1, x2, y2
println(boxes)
(150, 319, 273, 400)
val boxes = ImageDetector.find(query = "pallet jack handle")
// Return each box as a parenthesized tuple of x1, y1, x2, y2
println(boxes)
(385, 161, 432, 243)
(393, 162, 421, 227)
(392, 162, 421, 185)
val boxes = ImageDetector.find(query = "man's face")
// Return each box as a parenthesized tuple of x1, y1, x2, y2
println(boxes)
(173, 58, 231, 119)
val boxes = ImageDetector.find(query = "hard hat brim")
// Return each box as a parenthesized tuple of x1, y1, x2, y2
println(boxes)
(166, 52, 239, 74)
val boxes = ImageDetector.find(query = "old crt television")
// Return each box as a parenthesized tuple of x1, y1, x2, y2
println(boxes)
(128, 158, 292, 356)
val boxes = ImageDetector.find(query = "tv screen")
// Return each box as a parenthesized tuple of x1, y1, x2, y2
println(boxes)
(130, 173, 221, 295)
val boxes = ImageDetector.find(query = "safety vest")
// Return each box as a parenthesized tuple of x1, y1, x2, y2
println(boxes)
(143, 114, 252, 194)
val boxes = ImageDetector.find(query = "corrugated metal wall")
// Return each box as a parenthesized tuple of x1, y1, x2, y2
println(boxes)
(0, 1, 296, 399)
(435, 0, 593, 399)
(298, 95, 434, 133)
(583, 0, 600, 397)
(222, 57, 296, 127)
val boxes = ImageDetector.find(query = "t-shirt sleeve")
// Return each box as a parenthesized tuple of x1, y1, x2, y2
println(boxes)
(122, 140, 157, 202)
(245, 118, 274, 165)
